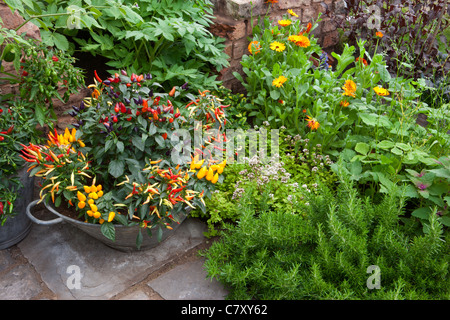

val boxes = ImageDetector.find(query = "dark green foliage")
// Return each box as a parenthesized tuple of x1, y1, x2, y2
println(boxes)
(203, 177, 450, 300)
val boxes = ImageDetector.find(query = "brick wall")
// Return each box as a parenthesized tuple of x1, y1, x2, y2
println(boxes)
(209, 0, 346, 92)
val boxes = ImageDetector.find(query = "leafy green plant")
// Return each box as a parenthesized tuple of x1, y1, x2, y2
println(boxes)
(211, 86, 251, 130)
(6, 0, 230, 93)
(12, 41, 85, 126)
(203, 176, 450, 300)
(234, 11, 323, 133)
(0, 26, 85, 127)
(405, 156, 450, 228)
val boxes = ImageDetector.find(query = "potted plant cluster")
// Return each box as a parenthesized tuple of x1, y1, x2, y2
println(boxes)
(0, 27, 84, 249)
(24, 70, 230, 251)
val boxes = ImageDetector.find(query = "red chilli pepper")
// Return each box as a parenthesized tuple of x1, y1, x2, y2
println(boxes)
(94, 70, 102, 83)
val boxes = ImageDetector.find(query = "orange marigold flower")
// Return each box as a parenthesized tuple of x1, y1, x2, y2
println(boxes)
(356, 57, 368, 66)
(342, 79, 357, 97)
(265, 0, 278, 3)
(340, 100, 349, 107)
(376, 31, 383, 38)
(295, 35, 310, 48)
(306, 115, 320, 130)
(288, 34, 310, 48)
(248, 41, 261, 55)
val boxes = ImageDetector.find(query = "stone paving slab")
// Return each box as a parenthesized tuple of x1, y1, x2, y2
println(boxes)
(0, 264, 43, 300)
(15, 217, 211, 300)
(147, 258, 228, 300)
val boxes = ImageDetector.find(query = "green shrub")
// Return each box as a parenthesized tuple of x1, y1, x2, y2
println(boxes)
(6, 0, 229, 93)
(203, 176, 450, 300)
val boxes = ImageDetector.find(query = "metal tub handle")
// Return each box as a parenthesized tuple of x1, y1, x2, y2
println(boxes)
(26, 199, 63, 225)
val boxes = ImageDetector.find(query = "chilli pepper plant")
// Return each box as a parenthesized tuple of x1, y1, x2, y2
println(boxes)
(0, 27, 84, 225)
(21, 70, 230, 248)
(0, 101, 39, 225)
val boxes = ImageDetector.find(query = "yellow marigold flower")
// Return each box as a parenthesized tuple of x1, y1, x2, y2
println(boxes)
(342, 79, 357, 97)
(306, 116, 320, 130)
(270, 41, 286, 52)
(288, 35, 302, 43)
(373, 86, 390, 96)
(340, 100, 350, 107)
(287, 9, 298, 17)
(376, 31, 383, 38)
(248, 40, 261, 55)
(272, 75, 288, 88)
(278, 19, 292, 27)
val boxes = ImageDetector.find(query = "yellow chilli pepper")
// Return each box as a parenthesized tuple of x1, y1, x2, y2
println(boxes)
(93, 211, 101, 219)
(89, 192, 98, 200)
(108, 211, 115, 222)
(197, 166, 207, 179)
(78, 201, 86, 209)
(77, 191, 86, 202)
(206, 167, 214, 181)
(190, 155, 199, 170)
(211, 172, 219, 184)
(84, 185, 91, 193)
(194, 159, 204, 170)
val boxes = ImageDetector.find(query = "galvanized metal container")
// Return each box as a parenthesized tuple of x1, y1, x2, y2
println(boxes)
(0, 167, 34, 250)
(26, 198, 188, 252)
